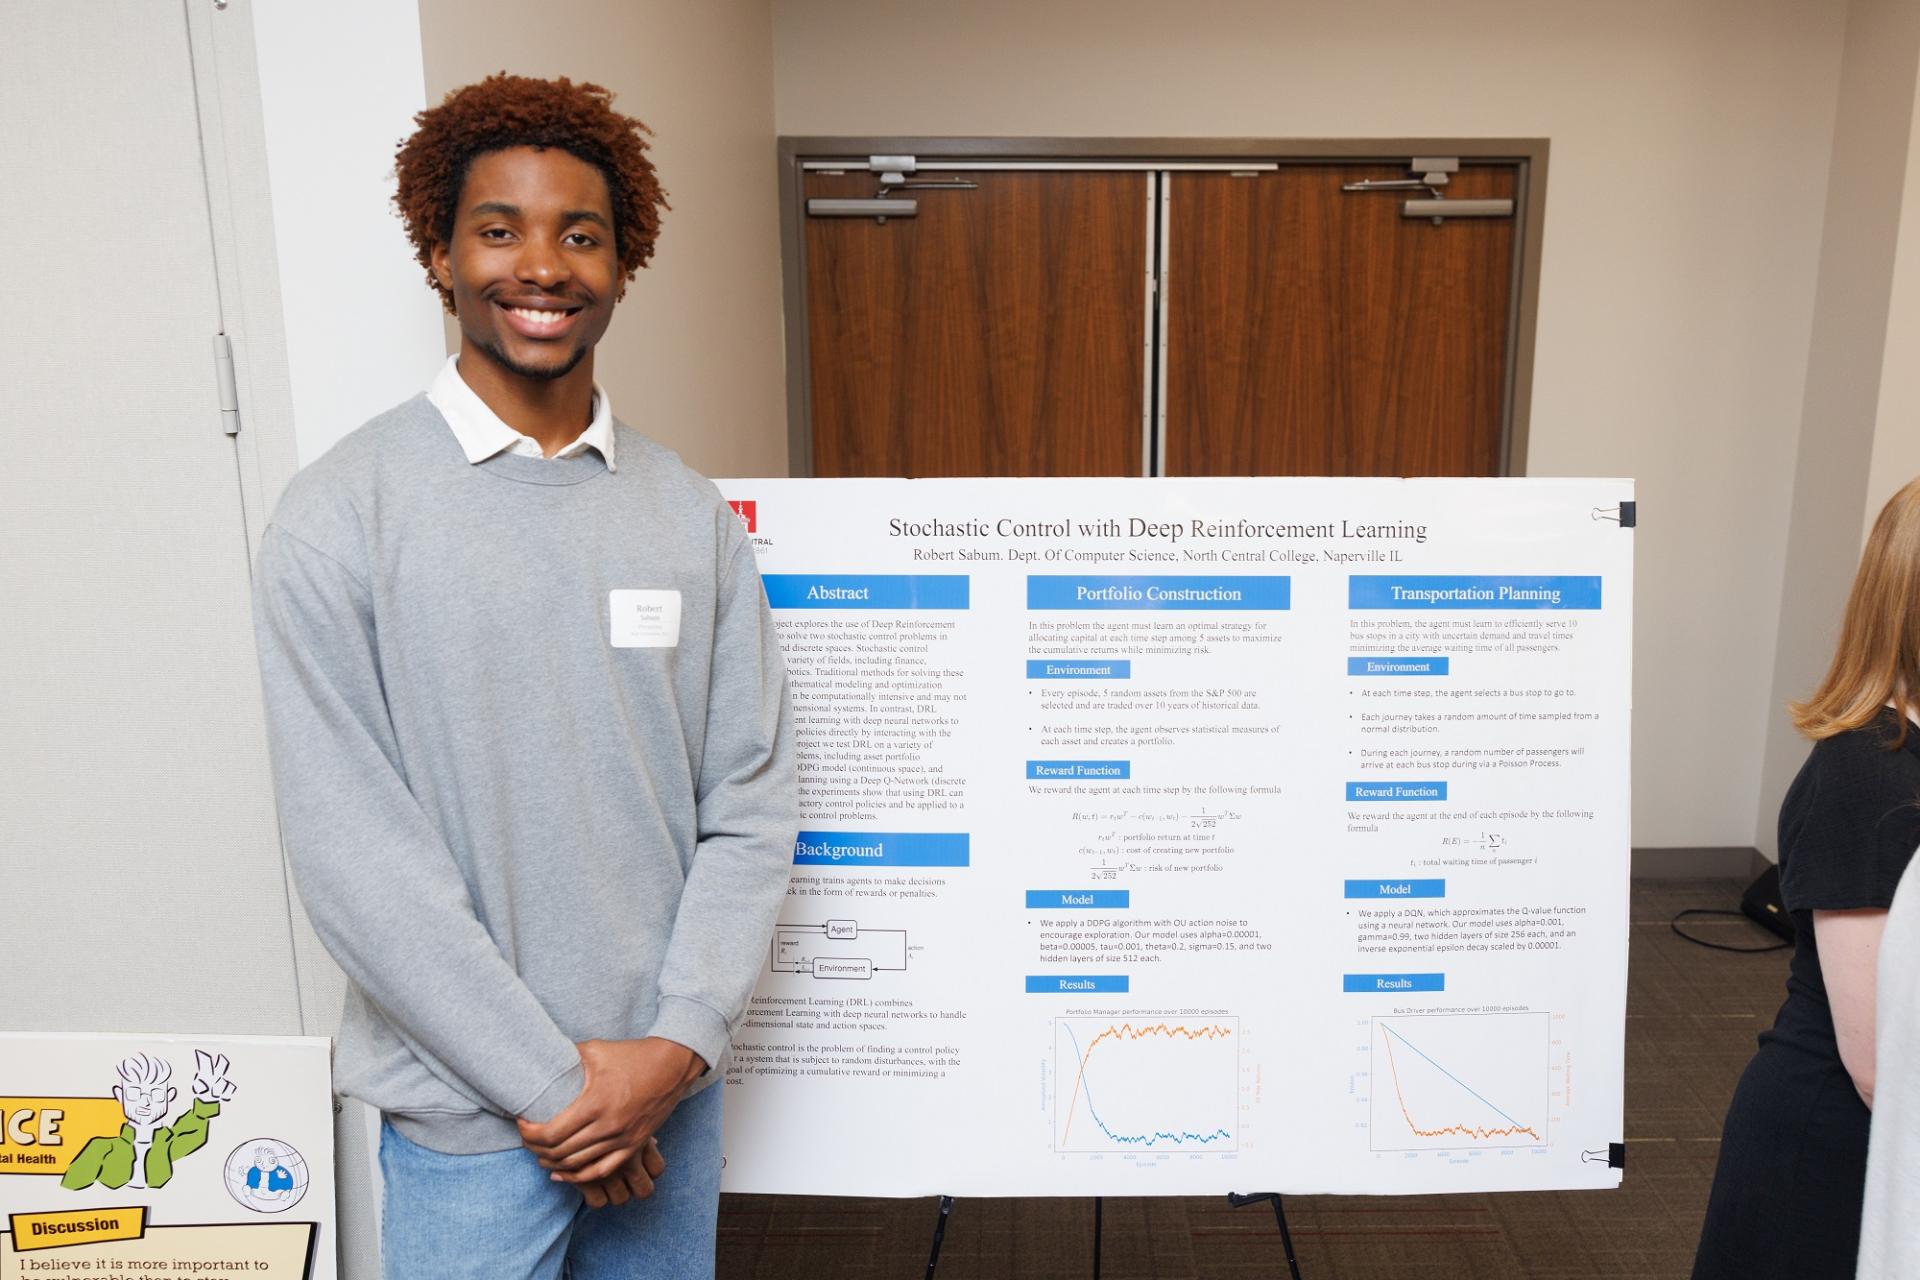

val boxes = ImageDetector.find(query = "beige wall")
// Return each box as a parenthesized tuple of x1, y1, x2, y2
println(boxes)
(773, 0, 1849, 848)
(418, 0, 788, 477)
(1864, 73, 1920, 525)
(1755, 0, 1920, 859)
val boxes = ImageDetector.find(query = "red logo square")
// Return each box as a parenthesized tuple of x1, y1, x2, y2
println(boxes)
(728, 500, 757, 533)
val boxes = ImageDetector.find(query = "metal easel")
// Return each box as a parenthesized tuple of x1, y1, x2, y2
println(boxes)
(924, 1192, 1305, 1278)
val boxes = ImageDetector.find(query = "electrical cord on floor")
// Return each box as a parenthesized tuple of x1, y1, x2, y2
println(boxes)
(1670, 908, 1791, 953)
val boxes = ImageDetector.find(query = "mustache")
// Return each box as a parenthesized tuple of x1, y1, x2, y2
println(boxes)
(483, 284, 594, 309)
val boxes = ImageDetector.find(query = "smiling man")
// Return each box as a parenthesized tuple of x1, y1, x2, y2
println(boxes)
(250, 75, 797, 1278)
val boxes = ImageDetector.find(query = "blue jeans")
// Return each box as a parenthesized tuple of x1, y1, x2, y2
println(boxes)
(379, 1082, 723, 1279)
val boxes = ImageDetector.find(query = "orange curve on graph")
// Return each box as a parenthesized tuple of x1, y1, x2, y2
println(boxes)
(1379, 1023, 1543, 1143)
(1060, 1021, 1234, 1145)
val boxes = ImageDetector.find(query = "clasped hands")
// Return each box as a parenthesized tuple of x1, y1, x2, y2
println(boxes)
(518, 1037, 705, 1209)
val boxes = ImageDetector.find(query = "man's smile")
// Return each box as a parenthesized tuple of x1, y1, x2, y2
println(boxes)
(493, 297, 586, 340)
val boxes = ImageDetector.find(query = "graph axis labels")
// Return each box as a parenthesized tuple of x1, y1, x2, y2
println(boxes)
(1369, 1011, 1551, 1152)
(1052, 1016, 1241, 1154)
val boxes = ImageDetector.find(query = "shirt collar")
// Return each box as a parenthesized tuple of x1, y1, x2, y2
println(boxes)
(426, 354, 616, 472)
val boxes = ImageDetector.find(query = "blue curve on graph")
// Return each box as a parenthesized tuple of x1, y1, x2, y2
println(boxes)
(1063, 1024, 1233, 1147)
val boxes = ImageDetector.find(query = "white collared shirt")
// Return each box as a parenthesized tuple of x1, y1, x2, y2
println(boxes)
(426, 354, 616, 472)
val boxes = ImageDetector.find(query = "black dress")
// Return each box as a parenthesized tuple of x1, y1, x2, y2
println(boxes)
(1693, 709, 1920, 1279)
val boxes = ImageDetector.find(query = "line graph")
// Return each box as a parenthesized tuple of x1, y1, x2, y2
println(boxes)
(1370, 1013, 1549, 1151)
(1053, 1017, 1239, 1152)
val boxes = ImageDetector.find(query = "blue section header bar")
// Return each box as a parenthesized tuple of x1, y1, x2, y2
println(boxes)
(1347, 655, 1451, 676)
(1344, 879, 1448, 899)
(764, 574, 969, 610)
(1026, 890, 1132, 909)
(793, 832, 970, 867)
(1349, 575, 1601, 610)
(1026, 760, 1131, 780)
(1027, 575, 1291, 611)
(1026, 659, 1131, 679)
(1025, 974, 1130, 994)
(1343, 973, 1446, 993)
(1346, 780, 1449, 802)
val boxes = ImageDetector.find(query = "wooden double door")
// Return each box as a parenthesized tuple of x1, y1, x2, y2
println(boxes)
(794, 154, 1527, 479)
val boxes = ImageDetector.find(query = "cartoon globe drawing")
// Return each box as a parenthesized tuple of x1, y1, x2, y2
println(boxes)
(223, 1138, 310, 1213)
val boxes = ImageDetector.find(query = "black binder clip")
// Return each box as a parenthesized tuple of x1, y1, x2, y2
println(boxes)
(1580, 1144, 1627, 1169)
(1591, 502, 1636, 528)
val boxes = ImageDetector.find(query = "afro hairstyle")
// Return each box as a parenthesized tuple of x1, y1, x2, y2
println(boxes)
(393, 73, 668, 312)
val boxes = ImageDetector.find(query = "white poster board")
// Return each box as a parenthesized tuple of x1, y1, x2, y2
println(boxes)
(713, 477, 1633, 1198)
(0, 1033, 335, 1277)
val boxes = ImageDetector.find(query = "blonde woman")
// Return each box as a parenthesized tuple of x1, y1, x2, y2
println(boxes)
(1693, 477, 1920, 1280)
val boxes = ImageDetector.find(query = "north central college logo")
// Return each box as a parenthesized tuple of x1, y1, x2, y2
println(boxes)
(728, 500, 757, 533)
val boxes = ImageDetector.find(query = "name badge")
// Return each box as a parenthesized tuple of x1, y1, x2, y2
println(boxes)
(610, 589, 682, 648)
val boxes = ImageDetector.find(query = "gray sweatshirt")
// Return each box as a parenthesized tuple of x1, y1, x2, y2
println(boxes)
(251, 396, 796, 1154)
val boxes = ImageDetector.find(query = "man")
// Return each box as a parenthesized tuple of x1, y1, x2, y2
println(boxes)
(61, 1051, 235, 1191)
(252, 74, 796, 1277)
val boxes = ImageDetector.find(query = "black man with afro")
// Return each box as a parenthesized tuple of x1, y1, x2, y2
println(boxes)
(250, 74, 797, 1278)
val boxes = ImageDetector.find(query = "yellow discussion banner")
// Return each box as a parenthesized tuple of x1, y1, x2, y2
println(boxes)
(6, 1206, 145, 1251)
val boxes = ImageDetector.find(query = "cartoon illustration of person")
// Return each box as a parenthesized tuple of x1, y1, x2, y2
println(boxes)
(61, 1050, 237, 1191)
(245, 1144, 293, 1199)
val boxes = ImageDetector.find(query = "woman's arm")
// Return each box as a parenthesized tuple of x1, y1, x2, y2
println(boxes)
(1815, 907, 1891, 1108)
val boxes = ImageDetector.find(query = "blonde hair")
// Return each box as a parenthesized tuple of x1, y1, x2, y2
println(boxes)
(1792, 475, 1920, 744)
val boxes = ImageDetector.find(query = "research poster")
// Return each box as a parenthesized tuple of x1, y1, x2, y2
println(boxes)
(712, 477, 1633, 1198)
(0, 1033, 335, 1278)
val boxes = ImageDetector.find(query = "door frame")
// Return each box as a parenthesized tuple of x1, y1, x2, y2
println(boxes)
(776, 136, 1550, 478)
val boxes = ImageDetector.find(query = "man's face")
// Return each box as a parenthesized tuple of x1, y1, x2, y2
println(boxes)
(114, 1082, 173, 1126)
(430, 145, 619, 383)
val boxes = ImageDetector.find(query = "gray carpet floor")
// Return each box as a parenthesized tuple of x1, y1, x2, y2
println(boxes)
(716, 878, 1789, 1279)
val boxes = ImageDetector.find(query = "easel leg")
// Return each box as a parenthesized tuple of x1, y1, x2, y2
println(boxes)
(1269, 1194, 1301, 1279)
(1227, 1191, 1304, 1280)
(924, 1194, 955, 1280)
(1093, 1195, 1103, 1279)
